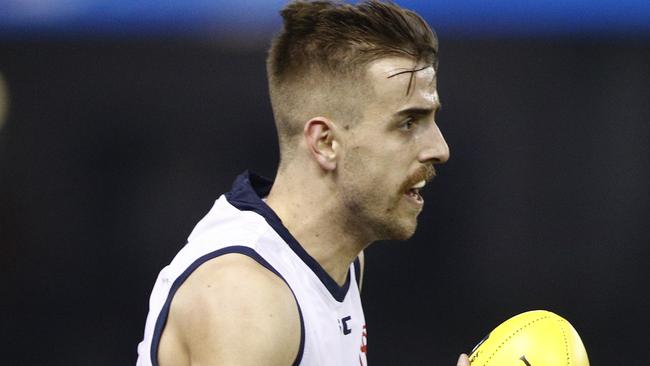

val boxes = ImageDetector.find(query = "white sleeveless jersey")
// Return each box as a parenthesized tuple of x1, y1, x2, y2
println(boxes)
(137, 171, 368, 366)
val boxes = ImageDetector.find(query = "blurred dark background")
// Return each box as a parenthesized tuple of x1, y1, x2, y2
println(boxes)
(1, 1, 649, 365)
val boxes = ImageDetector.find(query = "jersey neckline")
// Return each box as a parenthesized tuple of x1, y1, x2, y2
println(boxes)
(225, 170, 352, 303)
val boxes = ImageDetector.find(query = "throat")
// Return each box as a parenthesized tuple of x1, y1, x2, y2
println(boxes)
(265, 174, 364, 287)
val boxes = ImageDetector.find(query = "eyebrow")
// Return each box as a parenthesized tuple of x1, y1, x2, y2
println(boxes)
(395, 103, 442, 118)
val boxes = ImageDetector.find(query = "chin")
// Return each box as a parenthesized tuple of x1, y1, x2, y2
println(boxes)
(380, 219, 418, 241)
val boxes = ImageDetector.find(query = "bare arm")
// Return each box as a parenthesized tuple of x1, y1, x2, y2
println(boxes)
(158, 254, 301, 366)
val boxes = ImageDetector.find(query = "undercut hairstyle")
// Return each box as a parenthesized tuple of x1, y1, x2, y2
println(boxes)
(267, 0, 438, 165)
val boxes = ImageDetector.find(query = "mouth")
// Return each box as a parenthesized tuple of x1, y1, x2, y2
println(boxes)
(404, 180, 425, 206)
(401, 165, 436, 207)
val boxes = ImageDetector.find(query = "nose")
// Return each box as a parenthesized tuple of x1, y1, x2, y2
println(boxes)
(418, 122, 450, 164)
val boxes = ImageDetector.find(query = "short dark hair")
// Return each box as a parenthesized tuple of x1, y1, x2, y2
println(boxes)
(267, 0, 438, 164)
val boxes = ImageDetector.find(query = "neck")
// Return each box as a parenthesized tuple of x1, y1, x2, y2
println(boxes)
(266, 165, 367, 286)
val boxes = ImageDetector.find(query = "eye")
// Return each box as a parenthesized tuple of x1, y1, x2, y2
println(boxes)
(400, 117, 416, 131)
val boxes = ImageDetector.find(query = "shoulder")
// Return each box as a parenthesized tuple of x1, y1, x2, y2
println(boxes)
(161, 253, 301, 366)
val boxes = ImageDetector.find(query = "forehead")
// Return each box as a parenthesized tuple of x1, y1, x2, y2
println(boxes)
(365, 57, 439, 109)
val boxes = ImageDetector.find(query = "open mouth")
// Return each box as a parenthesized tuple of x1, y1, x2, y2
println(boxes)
(404, 180, 425, 205)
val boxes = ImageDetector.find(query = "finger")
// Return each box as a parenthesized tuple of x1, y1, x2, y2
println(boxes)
(457, 353, 470, 366)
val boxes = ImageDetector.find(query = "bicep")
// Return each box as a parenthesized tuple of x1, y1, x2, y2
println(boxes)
(165, 254, 301, 366)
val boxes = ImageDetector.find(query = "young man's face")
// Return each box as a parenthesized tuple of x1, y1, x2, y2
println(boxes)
(337, 56, 450, 241)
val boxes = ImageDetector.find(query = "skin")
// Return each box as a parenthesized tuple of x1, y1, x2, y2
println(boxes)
(158, 254, 301, 366)
(158, 56, 468, 366)
(268, 56, 449, 285)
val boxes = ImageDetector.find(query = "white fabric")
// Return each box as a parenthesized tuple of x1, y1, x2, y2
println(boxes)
(136, 194, 367, 365)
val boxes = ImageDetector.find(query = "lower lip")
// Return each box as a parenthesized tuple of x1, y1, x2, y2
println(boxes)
(404, 191, 424, 207)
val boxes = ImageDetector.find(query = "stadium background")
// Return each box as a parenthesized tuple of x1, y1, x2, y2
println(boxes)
(1, 1, 648, 364)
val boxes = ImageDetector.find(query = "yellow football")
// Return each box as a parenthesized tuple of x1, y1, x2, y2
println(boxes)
(468, 310, 589, 366)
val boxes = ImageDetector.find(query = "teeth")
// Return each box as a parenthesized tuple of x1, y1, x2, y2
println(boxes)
(411, 180, 426, 189)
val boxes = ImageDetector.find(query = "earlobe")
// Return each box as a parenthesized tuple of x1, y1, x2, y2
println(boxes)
(304, 117, 337, 171)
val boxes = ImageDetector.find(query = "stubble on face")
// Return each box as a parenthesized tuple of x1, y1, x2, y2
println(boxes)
(339, 153, 437, 242)
(338, 145, 419, 242)
(335, 57, 440, 243)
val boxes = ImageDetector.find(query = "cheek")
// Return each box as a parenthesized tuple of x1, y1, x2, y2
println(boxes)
(343, 146, 386, 180)
(342, 137, 410, 187)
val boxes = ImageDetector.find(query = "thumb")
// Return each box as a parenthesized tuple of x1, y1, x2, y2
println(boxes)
(457, 353, 470, 366)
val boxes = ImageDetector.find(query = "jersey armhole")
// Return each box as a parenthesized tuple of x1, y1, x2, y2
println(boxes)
(150, 245, 305, 366)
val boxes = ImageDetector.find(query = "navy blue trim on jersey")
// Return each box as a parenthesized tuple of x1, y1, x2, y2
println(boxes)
(150, 246, 305, 366)
(225, 171, 352, 302)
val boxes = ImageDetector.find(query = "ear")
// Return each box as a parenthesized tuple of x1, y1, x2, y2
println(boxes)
(304, 117, 339, 171)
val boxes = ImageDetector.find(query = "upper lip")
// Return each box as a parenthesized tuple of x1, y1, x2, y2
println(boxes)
(403, 165, 436, 193)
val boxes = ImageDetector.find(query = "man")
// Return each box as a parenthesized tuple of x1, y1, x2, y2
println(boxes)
(137, 1, 469, 365)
